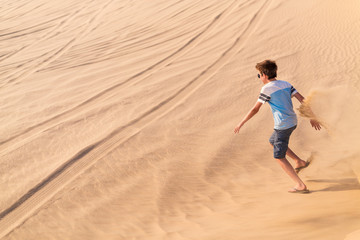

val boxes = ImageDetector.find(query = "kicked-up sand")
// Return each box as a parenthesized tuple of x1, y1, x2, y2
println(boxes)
(1, 0, 360, 239)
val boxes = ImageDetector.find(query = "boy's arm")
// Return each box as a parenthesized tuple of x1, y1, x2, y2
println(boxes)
(293, 92, 305, 103)
(234, 101, 262, 133)
(293, 92, 322, 130)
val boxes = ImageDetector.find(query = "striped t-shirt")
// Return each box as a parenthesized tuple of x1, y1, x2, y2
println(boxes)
(257, 80, 298, 130)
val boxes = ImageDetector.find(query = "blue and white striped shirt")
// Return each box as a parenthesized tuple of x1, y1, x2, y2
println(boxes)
(257, 80, 298, 130)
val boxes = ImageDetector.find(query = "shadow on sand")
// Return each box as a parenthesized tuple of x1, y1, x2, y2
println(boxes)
(307, 178, 360, 192)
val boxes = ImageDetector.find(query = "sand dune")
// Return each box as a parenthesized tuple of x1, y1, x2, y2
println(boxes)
(1, 0, 360, 239)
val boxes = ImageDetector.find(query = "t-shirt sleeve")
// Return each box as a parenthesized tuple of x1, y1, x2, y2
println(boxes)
(290, 85, 297, 96)
(257, 92, 271, 104)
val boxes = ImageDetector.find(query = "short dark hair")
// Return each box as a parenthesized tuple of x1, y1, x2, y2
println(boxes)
(255, 60, 277, 79)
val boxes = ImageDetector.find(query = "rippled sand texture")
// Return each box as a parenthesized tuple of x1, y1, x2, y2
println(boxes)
(1, 0, 360, 239)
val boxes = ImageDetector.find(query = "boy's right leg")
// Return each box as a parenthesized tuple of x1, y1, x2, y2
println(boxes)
(269, 143, 307, 169)
(269, 127, 309, 191)
(286, 147, 308, 169)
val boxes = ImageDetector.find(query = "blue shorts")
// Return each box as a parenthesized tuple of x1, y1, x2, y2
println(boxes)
(269, 125, 296, 159)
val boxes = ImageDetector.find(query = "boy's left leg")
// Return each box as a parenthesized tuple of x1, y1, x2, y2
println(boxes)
(269, 144, 308, 169)
(275, 157, 307, 191)
(269, 126, 308, 169)
(270, 126, 308, 191)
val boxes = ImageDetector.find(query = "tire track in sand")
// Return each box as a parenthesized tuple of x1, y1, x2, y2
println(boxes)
(0, 0, 113, 88)
(0, 0, 96, 64)
(0, 0, 272, 238)
(0, 0, 245, 156)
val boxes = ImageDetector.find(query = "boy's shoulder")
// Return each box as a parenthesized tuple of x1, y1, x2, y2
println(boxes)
(261, 80, 292, 94)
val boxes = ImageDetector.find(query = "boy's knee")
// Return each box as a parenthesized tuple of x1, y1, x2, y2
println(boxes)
(275, 157, 287, 162)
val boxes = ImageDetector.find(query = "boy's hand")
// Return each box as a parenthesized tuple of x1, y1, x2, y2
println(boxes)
(234, 124, 242, 134)
(310, 119, 321, 130)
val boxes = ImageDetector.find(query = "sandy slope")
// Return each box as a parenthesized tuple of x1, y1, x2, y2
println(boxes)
(1, 0, 360, 239)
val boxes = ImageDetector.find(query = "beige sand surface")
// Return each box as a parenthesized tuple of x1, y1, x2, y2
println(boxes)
(1, 0, 360, 239)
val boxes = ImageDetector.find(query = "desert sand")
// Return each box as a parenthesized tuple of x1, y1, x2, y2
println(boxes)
(1, 0, 360, 239)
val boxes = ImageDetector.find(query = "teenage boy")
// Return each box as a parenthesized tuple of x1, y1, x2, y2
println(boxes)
(234, 60, 321, 193)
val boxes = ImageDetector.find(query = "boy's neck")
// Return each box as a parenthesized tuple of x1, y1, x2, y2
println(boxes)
(262, 78, 277, 84)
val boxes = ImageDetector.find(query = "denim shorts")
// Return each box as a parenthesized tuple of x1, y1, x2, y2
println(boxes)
(269, 125, 297, 159)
